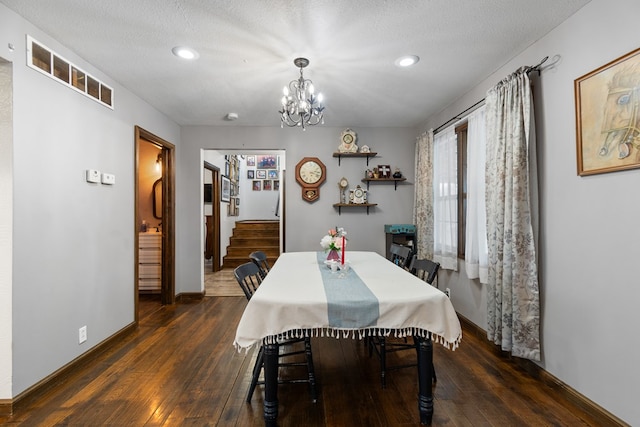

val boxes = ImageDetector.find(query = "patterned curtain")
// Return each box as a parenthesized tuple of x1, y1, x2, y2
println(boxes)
(485, 68, 540, 361)
(413, 131, 434, 260)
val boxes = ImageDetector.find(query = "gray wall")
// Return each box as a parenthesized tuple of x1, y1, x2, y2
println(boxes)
(0, 4, 180, 396)
(177, 126, 417, 295)
(419, 0, 640, 423)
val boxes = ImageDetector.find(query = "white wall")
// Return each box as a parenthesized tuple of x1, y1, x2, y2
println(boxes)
(178, 126, 418, 295)
(0, 59, 13, 399)
(0, 4, 180, 397)
(419, 0, 639, 423)
(240, 154, 282, 220)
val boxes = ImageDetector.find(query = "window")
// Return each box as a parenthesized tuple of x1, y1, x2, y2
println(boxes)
(456, 123, 468, 259)
(26, 35, 114, 108)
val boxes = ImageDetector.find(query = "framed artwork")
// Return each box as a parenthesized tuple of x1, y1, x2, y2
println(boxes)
(377, 164, 392, 178)
(263, 180, 272, 191)
(221, 175, 231, 202)
(247, 170, 255, 179)
(256, 169, 267, 179)
(274, 180, 280, 191)
(246, 155, 256, 166)
(268, 170, 278, 179)
(236, 197, 240, 206)
(225, 161, 230, 177)
(575, 47, 640, 175)
(257, 155, 277, 169)
(252, 180, 261, 191)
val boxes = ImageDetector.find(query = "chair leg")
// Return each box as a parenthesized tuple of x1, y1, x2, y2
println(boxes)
(304, 337, 318, 403)
(246, 346, 265, 403)
(380, 337, 387, 388)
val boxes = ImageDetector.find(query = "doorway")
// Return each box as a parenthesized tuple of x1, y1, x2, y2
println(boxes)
(204, 162, 221, 272)
(135, 126, 175, 319)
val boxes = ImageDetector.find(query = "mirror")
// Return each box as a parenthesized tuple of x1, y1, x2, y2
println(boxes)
(153, 178, 162, 219)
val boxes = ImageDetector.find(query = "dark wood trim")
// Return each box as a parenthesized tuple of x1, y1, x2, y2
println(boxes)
(175, 292, 205, 302)
(135, 126, 176, 314)
(204, 161, 221, 272)
(457, 314, 629, 427)
(0, 323, 136, 416)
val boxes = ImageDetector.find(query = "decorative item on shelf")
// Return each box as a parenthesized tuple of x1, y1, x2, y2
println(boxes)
(365, 169, 373, 179)
(377, 164, 391, 178)
(373, 167, 379, 179)
(279, 57, 325, 130)
(393, 167, 403, 178)
(338, 177, 349, 204)
(320, 227, 347, 262)
(338, 129, 358, 153)
(360, 145, 371, 153)
(349, 185, 368, 204)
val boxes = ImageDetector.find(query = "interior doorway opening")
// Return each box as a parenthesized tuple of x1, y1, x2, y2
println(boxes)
(202, 149, 285, 295)
(135, 126, 175, 319)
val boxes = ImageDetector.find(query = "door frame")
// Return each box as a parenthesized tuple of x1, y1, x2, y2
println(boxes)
(204, 161, 221, 272)
(135, 126, 176, 316)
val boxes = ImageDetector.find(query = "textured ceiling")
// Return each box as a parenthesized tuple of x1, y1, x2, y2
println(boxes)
(1, 0, 590, 128)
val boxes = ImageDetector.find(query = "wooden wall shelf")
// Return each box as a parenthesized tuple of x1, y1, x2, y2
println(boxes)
(362, 177, 406, 190)
(333, 203, 377, 215)
(332, 152, 378, 166)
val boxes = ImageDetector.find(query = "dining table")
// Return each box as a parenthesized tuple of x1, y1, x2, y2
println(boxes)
(234, 251, 462, 426)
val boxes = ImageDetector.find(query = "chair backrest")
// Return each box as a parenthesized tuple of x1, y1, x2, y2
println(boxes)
(234, 262, 263, 301)
(249, 251, 271, 279)
(409, 255, 440, 286)
(389, 243, 412, 269)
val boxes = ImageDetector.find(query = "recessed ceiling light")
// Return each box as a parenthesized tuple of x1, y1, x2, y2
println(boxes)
(395, 55, 420, 67)
(172, 46, 199, 60)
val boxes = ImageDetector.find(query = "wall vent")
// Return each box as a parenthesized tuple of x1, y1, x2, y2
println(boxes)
(26, 35, 113, 109)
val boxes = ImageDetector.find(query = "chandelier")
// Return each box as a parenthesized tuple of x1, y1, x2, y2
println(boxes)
(279, 57, 325, 129)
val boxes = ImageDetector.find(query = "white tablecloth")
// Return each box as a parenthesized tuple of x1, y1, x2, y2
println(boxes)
(234, 251, 462, 350)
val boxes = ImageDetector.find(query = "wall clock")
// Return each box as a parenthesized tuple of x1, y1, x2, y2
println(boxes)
(295, 157, 326, 202)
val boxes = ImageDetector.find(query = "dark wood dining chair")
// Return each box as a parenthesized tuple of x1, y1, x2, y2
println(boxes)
(249, 250, 271, 279)
(233, 262, 317, 403)
(409, 256, 440, 289)
(370, 255, 440, 387)
(388, 243, 412, 269)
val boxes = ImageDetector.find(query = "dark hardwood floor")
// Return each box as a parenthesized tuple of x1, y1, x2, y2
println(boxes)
(0, 295, 616, 426)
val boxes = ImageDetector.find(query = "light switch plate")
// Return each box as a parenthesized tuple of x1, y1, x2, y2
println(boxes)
(86, 169, 100, 183)
(101, 173, 115, 185)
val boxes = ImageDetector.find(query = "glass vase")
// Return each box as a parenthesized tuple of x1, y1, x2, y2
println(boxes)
(326, 249, 340, 262)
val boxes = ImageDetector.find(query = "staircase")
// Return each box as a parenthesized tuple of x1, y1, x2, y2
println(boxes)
(223, 220, 280, 269)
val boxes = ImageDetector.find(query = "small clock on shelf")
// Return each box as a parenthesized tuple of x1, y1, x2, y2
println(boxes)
(338, 129, 358, 153)
(338, 177, 349, 203)
(349, 184, 368, 204)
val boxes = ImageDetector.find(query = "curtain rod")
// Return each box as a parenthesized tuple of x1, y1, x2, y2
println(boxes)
(432, 56, 549, 134)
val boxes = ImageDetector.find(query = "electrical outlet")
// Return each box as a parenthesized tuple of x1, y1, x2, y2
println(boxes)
(445, 288, 451, 298)
(79, 326, 87, 344)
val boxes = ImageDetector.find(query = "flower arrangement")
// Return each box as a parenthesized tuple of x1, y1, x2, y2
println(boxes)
(320, 227, 347, 252)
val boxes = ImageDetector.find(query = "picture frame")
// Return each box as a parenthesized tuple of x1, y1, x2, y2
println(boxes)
(575, 47, 640, 176)
(274, 180, 280, 191)
(256, 169, 267, 179)
(203, 183, 212, 203)
(246, 155, 256, 167)
(257, 155, 277, 169)
(377, 164, 392, 178)
(252, 180, 261, 191)
(247, 170, 255, 179)
(263, 179, 272, 191)
(221, 175, 231, 202)
(268, 170, 278, 179)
